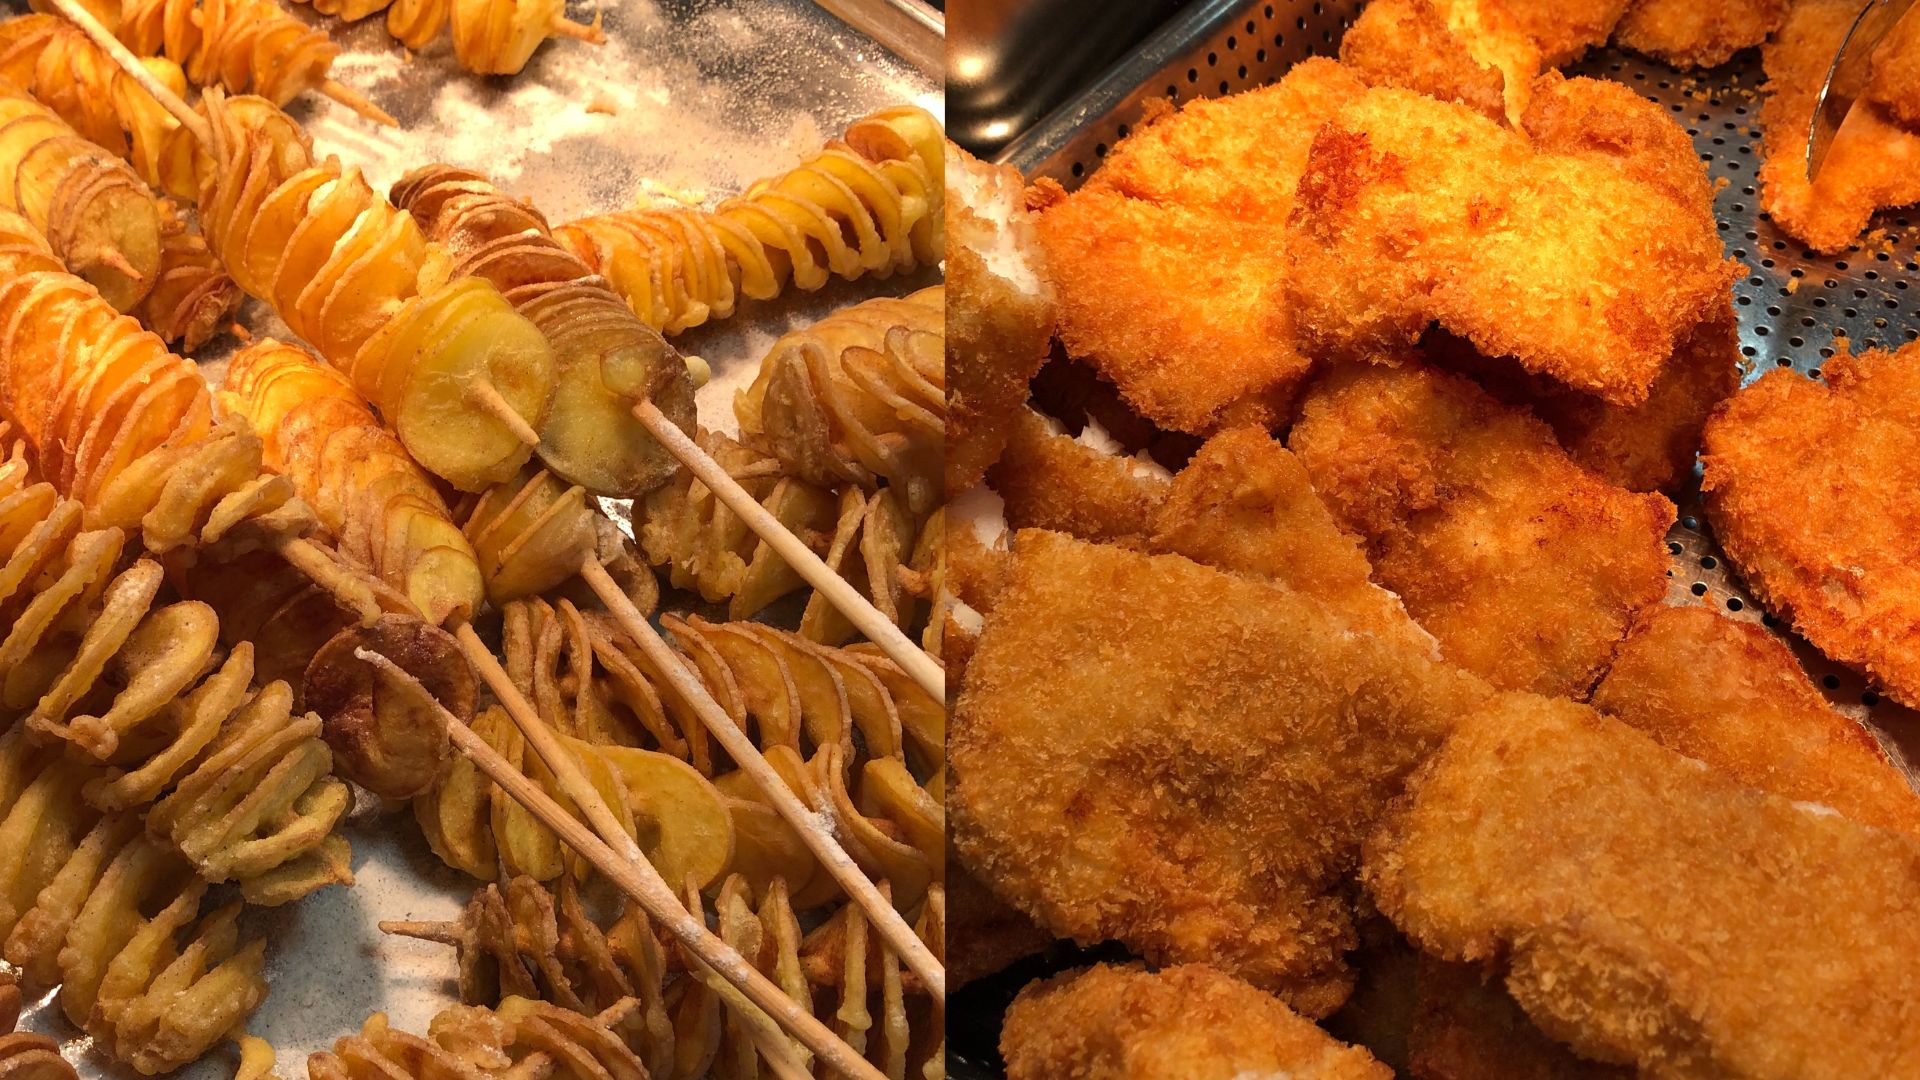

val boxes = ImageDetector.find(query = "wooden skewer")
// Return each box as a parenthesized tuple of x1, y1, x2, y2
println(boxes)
(321, 78, 398, 127)
(274, 535, 384, 625)
(548, 11, 605, 43)
(467, 378, 542, 447)
(630, 400, 946, 702)
(354, 647, 888, 1080)
(42, 0, 212, 146)
(578, 558, 946, 999)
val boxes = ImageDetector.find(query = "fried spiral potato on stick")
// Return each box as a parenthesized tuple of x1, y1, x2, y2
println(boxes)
(0, 14, 198, 200)
(381, 0, 604, 76)
(555, 106, 944, 337)
(199, 92, 555, 492)
(139, 196, 239, 351)
(457, 462, 660, 613)
(222, 338, 488, 626)
(736, 286, 944, 513)
(391, 164, 698, 497)
(0, 82, 160, 311)
(302, 997, 650, 1080)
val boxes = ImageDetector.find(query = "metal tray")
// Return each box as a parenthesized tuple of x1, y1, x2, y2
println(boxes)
(3, 1, 940, 1075)
(953, 0, 1920, 1074)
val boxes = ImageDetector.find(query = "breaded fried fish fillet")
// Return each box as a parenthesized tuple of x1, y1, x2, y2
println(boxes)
(950, 531, 1491, 1015)
(1285, 85, 1739, 405)
(1612, 0, 1786, 69)
(1340, 0, 1541, 124)
(1002, 964, 1393, 1080)
(1365, 695, 1920, 1080)
(1702, 344, 1920, 709)
(1289, 361, 1675, 697)
(988, 407, 1168, 545)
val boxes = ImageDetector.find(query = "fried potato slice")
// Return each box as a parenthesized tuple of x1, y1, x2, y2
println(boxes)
(1701, 343, 1920, 708)
(304, 614, 471, 800)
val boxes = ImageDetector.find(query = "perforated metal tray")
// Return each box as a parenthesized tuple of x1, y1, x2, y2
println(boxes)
(953, 1, 1920, 1074)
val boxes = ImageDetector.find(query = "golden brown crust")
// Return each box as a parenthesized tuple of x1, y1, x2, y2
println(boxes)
(1285, 85, 1738, 406)
(1408, 958, 1630, 1080)
(1701, 343, 1920, 709)
(1612, 0, 1785, 69)
(1003, 964, 1393, 1080)
(1288, 361, 1676, 697)
(988, 407, 1168, 545)
(1868, 11, 1920, 130)
(951, 530, 1491, 1013)
(1365, 695, 1920, 1080)
(946, 863, 1053, 988)
(1340, 0, 1541, 124)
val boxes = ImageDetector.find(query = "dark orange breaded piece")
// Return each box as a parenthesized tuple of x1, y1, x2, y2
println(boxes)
(1408, 959, 1628, 1080)
(1592, 605, 1920, 837)
(1759, 0, 1920, 252)
(1868, 11, 1920, 130)
(1148, 425, 1431, 652)
(1340, 0, 1540, 124)
(948, 863, 1053, 988)
(1285, 85, 1739, 406)
(1494, 0, 1629, 66)
(988, 407, 1167, 545)
(1612, 0, 1786, 69)
(1365, 695, 1920, 1080)
(1701, 345, 1920, 709)
(950, 531, 1491, 1015)
(1034, 59, 1368, 434)
(1003, 964, 1393, 1080)
(1288, 361, 1675, 698)
(946, 141, 1055, 497)
(1519, 70, 1719, 214)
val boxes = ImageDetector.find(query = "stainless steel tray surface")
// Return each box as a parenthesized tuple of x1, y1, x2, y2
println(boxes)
(954, 0, 1920, 1074)
(0, 1, 940, 1075)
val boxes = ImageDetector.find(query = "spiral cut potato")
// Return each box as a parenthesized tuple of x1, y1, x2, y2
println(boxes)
(0, 83, 160, 312)
(389, 873, 945, 1080)
(0, 211, 313, 555)
(392, 164, 698, 497)
(637, 429, 942, 642)
(111, 0, 345, 112)
(0, 1033, 77, 1080)
(457, 461, 660, 612)
(199, 92, 556, 492)
(736, 286, 944, 513)
(140, 198, 240, 352)
(0, 15, 199, 200)
(555, 106, 944, 337)
(0, 734, 271, 1073)
(380, 0, 602, 75)
(223, 338, 487, 625)
(288, 996, 649, 1080)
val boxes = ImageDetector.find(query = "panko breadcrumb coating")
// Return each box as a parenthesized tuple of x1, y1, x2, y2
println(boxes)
(1148, 425, 1431, 652)
(1032, 59, 1367, 434)
(946, 141, 1055, 498)
(988, 407, 1167, 545)
(1493, 0, 1629, 66)
(1612, 0, 1785, 69)
(1340, 0, 1540, 124)
(1002, 964, 1393, 1080)
(1760, 0, 1920, 253)
(1868, 12, 1920, 131)
(1408, 958, 1629, 1080)
(1285, 84, 1740, 406)
(1592, 604, 1920, 836)
(1289, 360, 1675, 698)
(1365, 695, 1920, 1080)
(950, 531, 1492, 1015)
(1701, 344, 1920, 709)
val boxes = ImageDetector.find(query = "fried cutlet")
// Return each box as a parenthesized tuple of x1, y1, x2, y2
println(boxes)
(1285, 85, 1740, 406)
(1759, 0, 1920, 253)
(1288, 360, 1675, 698)
(1701, 344, 1920, 709)
(1032, 59, 1368, 434)
(987, 407, 1168, 545)
(1612, 0, 1787, 69)
(1364, 694, 1920, 1080)
(1408, 958, 1629, 1080)
(946, 141, 1055, 498)
(1340, 0, 1541, 124)
(947, 862, 1053, 988)
(1868, 11, 1920, 131)
(950, 531, 1491, 1015)
(1592, 604, 1920, 835)
(1493, 0, 1630, 66)
(1002, 964, 1393, 1080)
(1148, 425, 1432, 652)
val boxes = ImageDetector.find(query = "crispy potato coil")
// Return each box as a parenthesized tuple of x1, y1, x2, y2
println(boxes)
(304, 996, 648, 1080)
(457, 463, 661, 611)
(0, 736, 269, 1073)
(554, 105, 944, 336)
(735, 286, 944, 513)
(0, 84, 160, 311)
(199, 93, 555, 492)
(116, 0, 341, 109)
(139, 198, 240, 353)
(290, 0, 393, 25)
(380, 0, 602, 75)
(0, 211, 311, 554)
(0, 15, 198, 200)
(223, 338, 487, 625)
(0, 1033, 77, 1080)
(392, 164, 697, 497)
